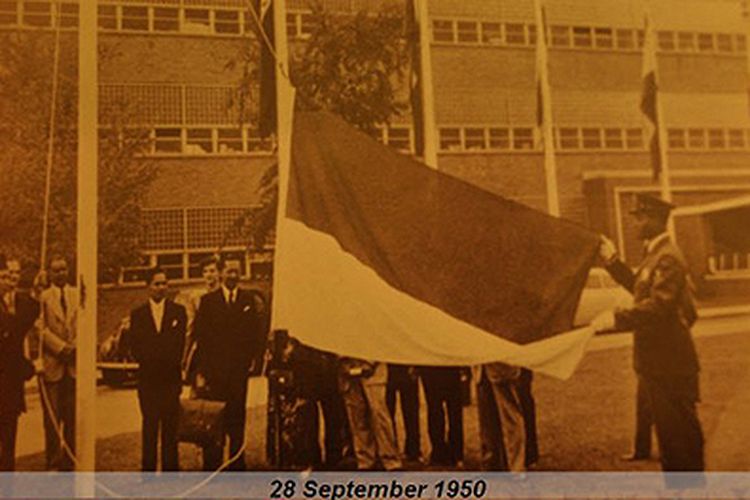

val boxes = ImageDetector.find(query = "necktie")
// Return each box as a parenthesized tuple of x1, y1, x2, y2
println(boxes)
(59, 286, 67, 315)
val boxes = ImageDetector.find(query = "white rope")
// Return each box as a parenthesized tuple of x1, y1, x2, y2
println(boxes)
(39, 0, 64, 270)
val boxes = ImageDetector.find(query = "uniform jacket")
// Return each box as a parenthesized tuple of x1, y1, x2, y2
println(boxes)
(127, 299, 187, 390)
(607, 236, 699, 376)
(0, 292, 40, 416)
(38, 285, 78, 382)
(193, 288, 267, 399)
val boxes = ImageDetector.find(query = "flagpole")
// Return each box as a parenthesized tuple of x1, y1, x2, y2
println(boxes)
(414, 0, 438, 169)
(533, 0, 560, 217)
(270, 0, 295, 329)
(76, 0, 98, 483)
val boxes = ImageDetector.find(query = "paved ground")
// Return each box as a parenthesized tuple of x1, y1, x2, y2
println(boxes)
(13, 313, 750, 471)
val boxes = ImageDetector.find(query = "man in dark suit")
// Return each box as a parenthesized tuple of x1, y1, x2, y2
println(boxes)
(193, 259, 267, 471)
(419, 366, 463, 467)
(386, 364, 421, 464)
(126, 267, 186, 471)
(0, 255, 39, 471)
(596, 193, 703, 474)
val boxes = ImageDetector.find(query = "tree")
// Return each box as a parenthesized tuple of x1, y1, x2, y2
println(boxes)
(232, 2, 409, 250)
(0, 32, 157, 284)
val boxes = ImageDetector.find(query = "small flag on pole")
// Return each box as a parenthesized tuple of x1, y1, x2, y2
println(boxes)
(640, 14, 661, 180)
(254, 0, 276, 138)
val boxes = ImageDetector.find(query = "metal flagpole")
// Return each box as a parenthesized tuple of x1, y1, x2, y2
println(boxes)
(533, 0, 560, 217)
(76, 0, 98, 483)
(414, 0, 439, 169)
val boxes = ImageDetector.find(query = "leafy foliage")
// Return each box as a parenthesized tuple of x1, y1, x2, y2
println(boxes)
(0, 33, 156, 284)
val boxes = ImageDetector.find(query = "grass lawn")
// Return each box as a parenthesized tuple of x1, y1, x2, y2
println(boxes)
(16, 330, 750, 471)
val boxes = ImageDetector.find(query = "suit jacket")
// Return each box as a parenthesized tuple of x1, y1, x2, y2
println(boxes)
(0, 292, 40, 416)
(38, 285, 78, 382)
(472, 362, 521, 385)
(607, 237, 699, 377)
(193, 288, 267, 399)
(127, 299, 187, 390)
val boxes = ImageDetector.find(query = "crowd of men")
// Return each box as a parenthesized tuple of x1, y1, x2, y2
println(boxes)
(0, 193, 704, 475)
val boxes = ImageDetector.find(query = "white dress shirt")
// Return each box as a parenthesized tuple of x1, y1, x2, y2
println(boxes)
(149, 298, 165, 333)
(222, 285, 237, 305)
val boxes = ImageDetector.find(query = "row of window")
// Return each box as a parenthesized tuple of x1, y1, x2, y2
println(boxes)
(101, 124, 413, 156)
(122, 249, 273, 283)
(439, 125, 750, 153)
(0, 1, 313, 39)
(432, 18, 747, 55)
(667, 127, 750, 150)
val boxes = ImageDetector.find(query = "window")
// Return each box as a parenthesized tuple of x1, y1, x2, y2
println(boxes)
(247, 127, 272, 152)
(728, 129, 745, 148)
(481, 22, 502, 45)
(582, 128, 601, 149)
(23, 1, 51, 27)
(98, 5, 117, 30)
(433, 20, 454, 42)
(464, 128, 486, 150)
(513, 128, 533, 149)
(625, 128, 643, 149)
(0, 1, 17, 25)
(594, 27, 613, 48)
(687, 128, 705, 148)
(604, 128, 623, 149)
(59, 3, 78, 28)
(572, 26, 592, 47)
(489, 128, 510, 149)
(439, 128, 461, 151)
(121, 6, 148, 31)
(285, 12, 297, 37)
(559, 128, 579, 149)
(677, 32, 695, 51)
(212, 9, 240, 34)
(186, 128, 213, 154)
(184, 8, 210, 33)
(218, 128, 243, 153)
(658, 31, 675, 51)
(153, 7, 178, 32)
(615, 28, 634, 49)
(300, 12, 314, 37)
(668, 129, 686, 149)
(736, 34, 747, 53)
(456, 21, 478, 43)
(505, 23, 525, 45)
(386, 127, 411, 152)
(154, 128, 182, 153)
(697, 33, 714, 52)
(551, 25, 570, 47)
(157, 254, 185, 281)
(716, 34, 732, 53)
(636, 29, 645, 48)
(708, 128, 725, 149)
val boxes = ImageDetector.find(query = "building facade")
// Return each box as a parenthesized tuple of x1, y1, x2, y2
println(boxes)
(1, 0, 749, 300)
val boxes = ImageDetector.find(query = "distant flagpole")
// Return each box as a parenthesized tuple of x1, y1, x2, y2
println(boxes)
(641, 8, 673, 202)
(413, 0, 438, 168)
(76, 0, 98, 482)
(533, 0, 560, 217)
(270, 0, 296, 329)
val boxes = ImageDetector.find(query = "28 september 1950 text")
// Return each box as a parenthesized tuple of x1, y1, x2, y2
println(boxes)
(269, 478, 488, 500)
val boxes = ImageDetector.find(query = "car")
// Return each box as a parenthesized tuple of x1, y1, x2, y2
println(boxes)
(573, 267, 632, 328)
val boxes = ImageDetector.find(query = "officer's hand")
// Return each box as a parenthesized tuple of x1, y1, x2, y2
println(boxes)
(599, 235, 618, 265)
(591, 310, 616, 333)
(195, 373, 207, 389)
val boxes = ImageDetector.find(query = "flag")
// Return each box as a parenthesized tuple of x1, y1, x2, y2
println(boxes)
(253, 0, 276, 137)
(535, 6, 549, 128)
(640, 14, 661, 180)
(405, 0, 424, 157)
(273, 111, 600, 379)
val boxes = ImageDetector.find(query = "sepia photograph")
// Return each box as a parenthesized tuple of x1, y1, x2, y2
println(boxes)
(1, 0, 750, 497)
